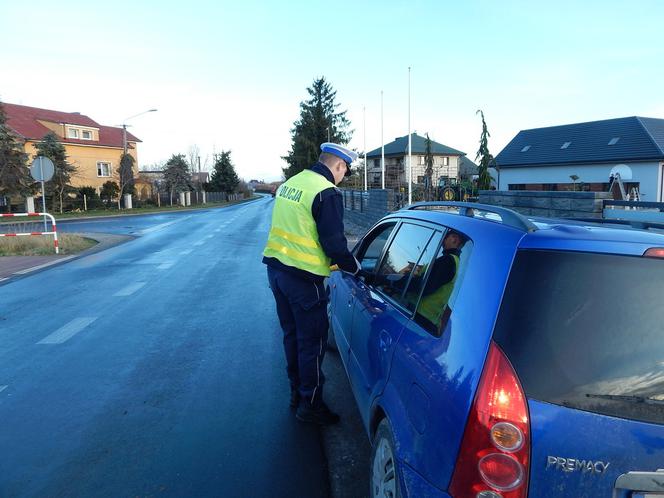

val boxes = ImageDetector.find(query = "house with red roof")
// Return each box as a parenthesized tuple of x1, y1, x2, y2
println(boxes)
(3, 103, 141, 194)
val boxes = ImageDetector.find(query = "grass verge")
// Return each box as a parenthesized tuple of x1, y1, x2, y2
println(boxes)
(0, 234, 97, 256)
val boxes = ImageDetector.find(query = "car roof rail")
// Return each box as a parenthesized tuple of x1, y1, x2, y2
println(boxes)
(404, 201, 538, 233)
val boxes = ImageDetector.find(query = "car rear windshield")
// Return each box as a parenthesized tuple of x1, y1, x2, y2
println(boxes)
(493, 249, 664, 425)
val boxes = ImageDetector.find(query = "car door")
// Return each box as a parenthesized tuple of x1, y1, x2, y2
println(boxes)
(331, 221, 397, 366)
(347, 221, 442, 427)
(386, 227, 475, 489)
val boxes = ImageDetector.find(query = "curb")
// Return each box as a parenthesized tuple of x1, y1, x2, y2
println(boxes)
(0, 232, 134, 286)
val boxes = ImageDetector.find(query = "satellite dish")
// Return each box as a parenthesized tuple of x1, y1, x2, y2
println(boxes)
(610, 164, 632, 180)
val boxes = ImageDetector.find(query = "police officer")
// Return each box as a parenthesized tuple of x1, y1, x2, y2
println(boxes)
(263, 143, 360, 425)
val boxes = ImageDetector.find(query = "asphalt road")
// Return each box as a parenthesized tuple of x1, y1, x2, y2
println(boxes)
(0, 197, 369, 497)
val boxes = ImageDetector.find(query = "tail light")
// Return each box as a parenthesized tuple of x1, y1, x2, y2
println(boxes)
(449, 341, 530, 498)
(644, 248, 664, 259)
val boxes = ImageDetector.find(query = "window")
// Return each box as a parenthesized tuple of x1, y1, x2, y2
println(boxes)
(82, 130, 92, 140)
(97, 162, 112, 177)
(561, 141, 571, 149)
(494, 250, 664, 425)
(520, 145, 531, 152)
(608, 137, 620, 145)
(374, 223, 436, 309)
(68, 128, 79, 139)
(417, 176, 426, 184)
(419, 156, 425, 165)
(442, 156, 449, 166)
(356, 222, 397, 273)
(409, 229, 472, 336)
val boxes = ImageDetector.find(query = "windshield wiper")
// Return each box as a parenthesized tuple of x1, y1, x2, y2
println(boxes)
(585, 393, 664, 406)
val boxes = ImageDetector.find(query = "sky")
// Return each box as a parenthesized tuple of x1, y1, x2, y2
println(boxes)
(2, 0, 663, 182)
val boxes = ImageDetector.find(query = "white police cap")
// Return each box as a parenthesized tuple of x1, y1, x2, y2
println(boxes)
(320, 142, 358, 165)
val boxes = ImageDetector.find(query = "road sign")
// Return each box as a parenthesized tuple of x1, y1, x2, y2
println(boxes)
(30, 156, 55, 182)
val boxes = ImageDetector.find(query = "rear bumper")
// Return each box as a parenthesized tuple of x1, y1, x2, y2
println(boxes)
(401, 460, 450, 497)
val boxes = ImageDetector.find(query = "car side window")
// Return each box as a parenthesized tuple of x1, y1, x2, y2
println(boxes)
(409, 228, 473, 336)
(355, 222, 397, 273)
(374, 223, 436, 308)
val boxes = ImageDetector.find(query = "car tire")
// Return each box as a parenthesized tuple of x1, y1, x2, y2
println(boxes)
(370, 419, 402, 498)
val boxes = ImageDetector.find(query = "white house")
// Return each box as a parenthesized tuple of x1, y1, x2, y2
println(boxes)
(494, 116, 664, 201)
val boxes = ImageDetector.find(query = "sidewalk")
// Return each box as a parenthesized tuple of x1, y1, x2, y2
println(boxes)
(0, 232, 132, 282)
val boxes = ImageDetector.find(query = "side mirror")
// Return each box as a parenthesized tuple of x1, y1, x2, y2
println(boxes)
(357, 269, 374, 285)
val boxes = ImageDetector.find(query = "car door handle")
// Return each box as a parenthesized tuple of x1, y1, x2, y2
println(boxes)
(379, 330, 392, 351)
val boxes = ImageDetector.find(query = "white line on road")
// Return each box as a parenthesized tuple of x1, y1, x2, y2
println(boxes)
(179, 249, 193, 255)
(113, 282, 146, 297)
(158, 262, 174, 270)
(38, 317, 98, 344)
(193, 241, 205, 246)
(137, 216, 193, 235)
(14, 256, 76, 275)
(214, 229, 221, 233)
(0, 385, 7, 393)
(204, 235, 214, 239)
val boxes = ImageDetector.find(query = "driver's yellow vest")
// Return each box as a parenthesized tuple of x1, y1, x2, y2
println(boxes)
(263, 170, 335, 276)
(415, 254, 459, 326)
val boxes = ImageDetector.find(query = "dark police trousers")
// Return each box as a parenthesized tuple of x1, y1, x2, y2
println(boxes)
(267, 266, 328, 406)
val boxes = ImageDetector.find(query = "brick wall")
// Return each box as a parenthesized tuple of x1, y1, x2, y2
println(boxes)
(478, 190, 612, 218)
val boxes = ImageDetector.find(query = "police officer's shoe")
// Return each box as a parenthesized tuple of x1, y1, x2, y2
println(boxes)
(295, 401, 340, 425)
(289, 389, 300, 408)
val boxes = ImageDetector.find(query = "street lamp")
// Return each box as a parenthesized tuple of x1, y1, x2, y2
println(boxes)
(122, 108, 157, 155)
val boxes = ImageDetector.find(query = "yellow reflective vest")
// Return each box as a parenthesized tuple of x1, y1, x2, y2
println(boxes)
(416, 253, 460, 327)
(263, 169, 336, 276)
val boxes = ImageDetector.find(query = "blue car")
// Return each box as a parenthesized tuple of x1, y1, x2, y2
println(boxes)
(328, 201, 664, 498)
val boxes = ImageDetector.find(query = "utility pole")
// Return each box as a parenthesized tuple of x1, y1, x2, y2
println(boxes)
(363, 106, 367, 192)
(381, 90, 385, 190)
(408, 66, 412, 206)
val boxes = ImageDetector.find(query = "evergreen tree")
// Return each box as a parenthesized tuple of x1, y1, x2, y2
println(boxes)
(163, 154, 192, 203)
(209, 150, 239, 193)
(282, 77, 352, 179)
(475, 110, 494, 191)
(424, 133, 435, 201)
(0, 101, 32, 212)
(100, 181, 119, 205)
(34, 132, 77, 213)
(118, 153, 136, 207)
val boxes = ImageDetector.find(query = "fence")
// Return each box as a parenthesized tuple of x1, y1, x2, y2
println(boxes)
(341, 189, 396, 230)
(603, 200, 664, 224)
(0, 212, 58, 254)
(0, 190, 251, 214)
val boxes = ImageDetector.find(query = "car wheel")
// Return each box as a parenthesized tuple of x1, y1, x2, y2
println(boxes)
(326, 302, 337, 352)
(370, 419, 402, 498)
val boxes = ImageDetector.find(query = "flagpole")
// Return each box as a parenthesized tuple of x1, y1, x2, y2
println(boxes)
(408, 66, 412, 205)
(363, 106, 367, 191)
(381, 90, 385, 190)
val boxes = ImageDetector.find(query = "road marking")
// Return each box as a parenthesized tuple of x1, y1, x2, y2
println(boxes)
(38, 317, 97, 344)
(113, 282, 146, 297)
(137, 216, 193, 235)
(193, 241, 205, 246)
(179, 249, 193, 255)
(214, 229, 221, 233)
(0, 386, 7, 393)
(158, 262, 174, 270)
(14, 256, 76, 275)
(204, 235, 213, 239)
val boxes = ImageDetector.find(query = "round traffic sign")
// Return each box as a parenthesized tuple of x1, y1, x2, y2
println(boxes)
(30, 156, 55, 182)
